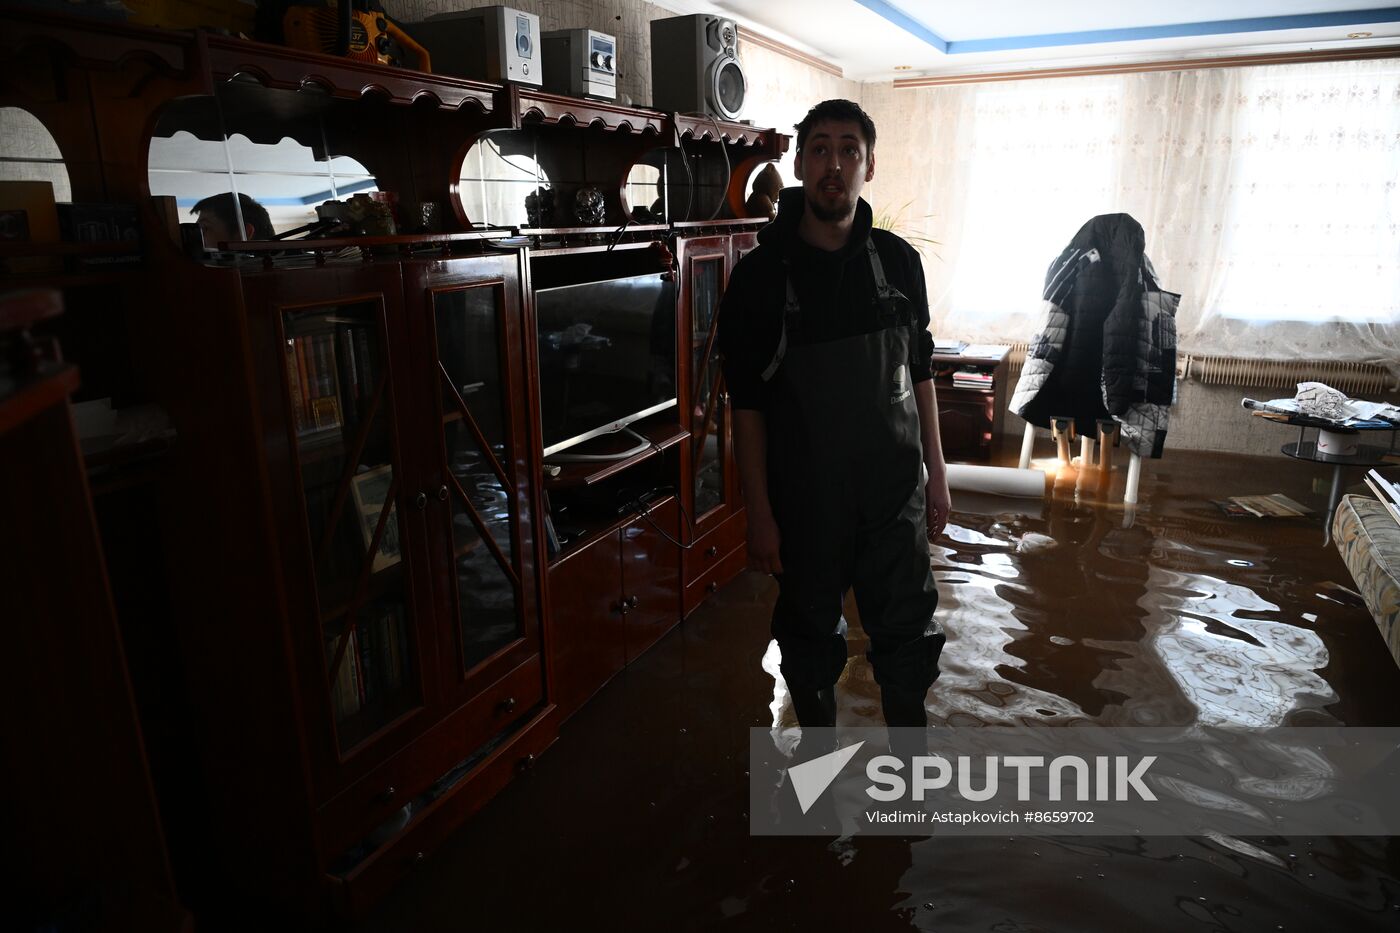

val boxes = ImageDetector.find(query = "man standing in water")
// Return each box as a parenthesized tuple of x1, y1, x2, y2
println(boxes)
(717, 99, 948, 734)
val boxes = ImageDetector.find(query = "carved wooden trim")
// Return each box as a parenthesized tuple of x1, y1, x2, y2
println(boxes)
(8, 11, 188, 73)
(674, 114, 775, 147)
(513, 87, 666, 135)
(204, 35, 498, 112)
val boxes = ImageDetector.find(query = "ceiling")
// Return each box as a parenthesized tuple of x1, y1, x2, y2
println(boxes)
(655, 1, 1400, 81)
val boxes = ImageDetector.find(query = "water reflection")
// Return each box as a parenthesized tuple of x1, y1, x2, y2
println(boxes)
(353, 451, 1400, 933)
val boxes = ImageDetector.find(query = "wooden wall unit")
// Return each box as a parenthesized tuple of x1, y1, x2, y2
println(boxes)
(671, 220, 767, 616)
(2, 10, 784, 923)
(1, 290, 190, 931)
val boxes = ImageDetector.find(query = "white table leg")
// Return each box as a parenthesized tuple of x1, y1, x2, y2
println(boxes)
(1124, 452, 1143, 505)
(1018, 421, 1036, 470)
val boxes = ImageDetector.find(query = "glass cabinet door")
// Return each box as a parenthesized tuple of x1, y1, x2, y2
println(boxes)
(281, 300, 419, 755)
(430, 284, 524, 674)
(689, 252, 729, 524)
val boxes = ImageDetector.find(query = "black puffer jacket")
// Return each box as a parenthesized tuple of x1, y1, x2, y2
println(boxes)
(1016, 213, 1146, 433)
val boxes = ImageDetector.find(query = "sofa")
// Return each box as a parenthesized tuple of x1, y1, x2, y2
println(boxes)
(1332, 494, 1400, 666)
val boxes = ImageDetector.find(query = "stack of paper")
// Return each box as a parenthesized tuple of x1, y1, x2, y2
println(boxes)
(1364, 470, 1400, 527)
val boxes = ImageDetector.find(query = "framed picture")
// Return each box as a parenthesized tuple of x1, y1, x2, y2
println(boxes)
(350, 464, 402, 573)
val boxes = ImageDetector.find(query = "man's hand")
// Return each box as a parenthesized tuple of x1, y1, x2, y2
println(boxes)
(747, 509, 784, 574)
(925, 472, 951, 541)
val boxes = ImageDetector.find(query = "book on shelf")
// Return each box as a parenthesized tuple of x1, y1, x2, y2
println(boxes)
(328, 628, 361, 721)
(335, 328, 361, 435)
(952, 366, 995, 389)
(327, 607, 406, 722)
(284, 321, 380, 443)
(356, 607, 406, 705)
(284, 340, 306, 435)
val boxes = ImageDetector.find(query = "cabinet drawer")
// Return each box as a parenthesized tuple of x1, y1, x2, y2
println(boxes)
(326, 705, 559, 917)
(937, 394, 995, 460)
(682, 541, 747, 617)
(316, 653, 543, 862)
(682, 510, 746, 589)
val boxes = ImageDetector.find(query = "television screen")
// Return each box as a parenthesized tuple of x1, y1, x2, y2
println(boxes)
(535, 273, 677, 457)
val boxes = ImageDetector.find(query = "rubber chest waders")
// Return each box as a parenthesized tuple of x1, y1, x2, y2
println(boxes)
(760, 239, 945, 695)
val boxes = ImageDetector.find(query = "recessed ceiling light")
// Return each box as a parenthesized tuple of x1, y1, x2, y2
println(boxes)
(1347, 31, 1373, 38)
(893, 65, 913, 71)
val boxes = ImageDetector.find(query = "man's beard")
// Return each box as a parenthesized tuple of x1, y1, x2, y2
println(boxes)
(806, 189, 854, 222)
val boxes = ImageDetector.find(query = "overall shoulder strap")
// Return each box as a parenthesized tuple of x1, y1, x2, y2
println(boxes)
(760, 260, 800, 383)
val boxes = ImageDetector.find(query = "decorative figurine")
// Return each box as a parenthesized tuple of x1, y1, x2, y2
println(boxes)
(573, 186, 605, 226)
(524, 187, 555, 228)
(745, 163, 783, 219)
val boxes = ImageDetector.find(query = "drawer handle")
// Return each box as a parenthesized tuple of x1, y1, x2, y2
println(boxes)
(617, 600, 630, 616)
(414, 492, 428, 510)
(706, 581, 719, 594)
(412, 851, 425, 867)
(375, 785, 397, 804)
(496, 696, 518, 715)
(437, 484, 449, 501)
(517, 753, 537, 772)
(626, 595, 639, 609)
(705, 546, 718, 558)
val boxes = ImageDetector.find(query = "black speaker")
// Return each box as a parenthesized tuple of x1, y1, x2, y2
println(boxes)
(649, 14, 746, 121)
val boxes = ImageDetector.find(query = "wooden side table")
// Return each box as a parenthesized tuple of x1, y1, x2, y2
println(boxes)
(932, 346, 1009, 461)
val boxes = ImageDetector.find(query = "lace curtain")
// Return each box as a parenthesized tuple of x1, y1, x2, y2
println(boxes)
(862, 59, 1400, 372)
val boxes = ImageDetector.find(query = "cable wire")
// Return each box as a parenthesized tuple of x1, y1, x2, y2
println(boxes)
(679, 112, 734, 222)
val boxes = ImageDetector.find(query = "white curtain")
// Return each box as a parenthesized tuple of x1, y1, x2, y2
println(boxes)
(861, 59, 1400, 372)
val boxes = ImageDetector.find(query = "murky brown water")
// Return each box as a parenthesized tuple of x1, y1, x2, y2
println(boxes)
(356, 449, 1400, 932)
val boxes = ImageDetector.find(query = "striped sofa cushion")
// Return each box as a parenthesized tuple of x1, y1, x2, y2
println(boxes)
(1332, 494, 1400, 665)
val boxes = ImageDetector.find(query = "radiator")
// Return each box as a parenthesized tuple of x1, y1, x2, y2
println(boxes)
(1004, 345, 1393, 395)
(1007, 342, 1028, 379)
(1182, 355, 1396, 395)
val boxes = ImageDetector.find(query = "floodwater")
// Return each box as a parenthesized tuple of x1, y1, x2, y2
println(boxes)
(357, 449, 1400, 932)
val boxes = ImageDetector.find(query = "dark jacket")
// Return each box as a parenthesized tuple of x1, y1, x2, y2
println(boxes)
(1010, 213, 1178, 455)
(1012, 213, 1148, 432)
(717, 187, 933, 412)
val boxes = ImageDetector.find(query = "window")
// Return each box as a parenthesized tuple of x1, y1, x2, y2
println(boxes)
(1212, 63, 1400, 323)
(926, 61, 1400, 337)
(949, 80, 1123, 318)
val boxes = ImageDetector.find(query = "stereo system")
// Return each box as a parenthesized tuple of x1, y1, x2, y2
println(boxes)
(405, 6, 541, 86)
(649, 14, 746, 122)
(542, 28, 616, 100)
